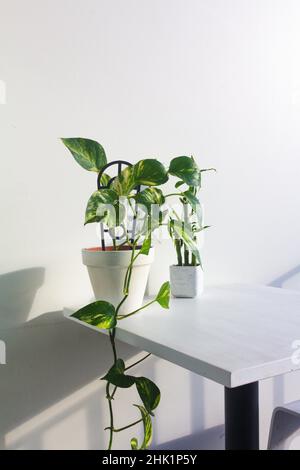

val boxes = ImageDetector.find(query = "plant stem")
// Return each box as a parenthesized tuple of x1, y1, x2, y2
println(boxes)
(183, 203, 190, 266)
(175, 239, 182, 266)
(106, 418, 143, 433)
(184, 248, 189, 266)
(106, 382, 114, 450)
(125, 353, 152, 372)
(200, 167, 216, 173)
(105, 240, 147, 450)
(191, 228, 197, 266)
(117, 299, 156, 320)
(165, 192, 183, 198)
(109, 329, 117, 363)
(121, 243, 138, 298)
(106, 328, 118, 450)
(111, 385, 117, 399)
(106, 243, 139, 450)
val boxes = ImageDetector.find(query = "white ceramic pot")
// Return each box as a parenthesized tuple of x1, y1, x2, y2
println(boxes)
(169, 265, 203, 298)
(82, 247, 154, 315)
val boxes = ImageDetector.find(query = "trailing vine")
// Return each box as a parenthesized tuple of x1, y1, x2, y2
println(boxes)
(61, 137, 214, 449)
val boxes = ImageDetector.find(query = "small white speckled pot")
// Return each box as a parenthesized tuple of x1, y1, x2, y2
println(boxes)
(169, 265, 203, 298)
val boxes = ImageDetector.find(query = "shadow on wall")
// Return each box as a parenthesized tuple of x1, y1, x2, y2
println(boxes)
(269, 265, 300, 289)
(5, 265, 300, 449)
(0, 267, 138, 449)
(4, 384, 104, 450)
(0, 267, 45, 328)
(154, 425, 224, 450)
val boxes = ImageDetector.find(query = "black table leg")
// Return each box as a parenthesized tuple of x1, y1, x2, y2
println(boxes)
(225, 381, 259, 450)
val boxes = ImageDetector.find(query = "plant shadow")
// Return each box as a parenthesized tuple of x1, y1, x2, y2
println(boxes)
(0, 267, 45, 328)
(0, 267, 138, 449)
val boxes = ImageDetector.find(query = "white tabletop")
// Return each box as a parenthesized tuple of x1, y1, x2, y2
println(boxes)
(64, 284, 300, 388)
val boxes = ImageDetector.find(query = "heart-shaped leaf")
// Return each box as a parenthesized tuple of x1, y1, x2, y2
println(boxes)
(139, 236, 152, 256)
(61, 137, 107, 172)
(135, 377, 161, 413)
(112, 159, 168, 196)
(85, 189, 125, 227)
(155, 281, 170, 309)
(169, 156, 201, 186)
(111, 166, 135, 196)
(133, 159, 168, 186)
(71, 300, 116, 329)
(99, 172, 111, 187)
(134, 187, 165, 214)
(102, 359, 135, 388)
(131, 405, 153, 450)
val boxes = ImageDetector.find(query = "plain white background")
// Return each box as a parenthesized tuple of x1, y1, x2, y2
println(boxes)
(1, 0, 300, 449)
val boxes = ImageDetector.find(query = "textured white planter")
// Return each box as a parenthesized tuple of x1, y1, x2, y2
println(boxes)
(82, 247, 154, 315)
(169, 265, 203, 298)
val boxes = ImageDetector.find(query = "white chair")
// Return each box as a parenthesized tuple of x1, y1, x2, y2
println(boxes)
(268, 401, 300, 450)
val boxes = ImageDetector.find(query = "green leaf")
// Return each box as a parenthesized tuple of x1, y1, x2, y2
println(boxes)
(134, 187, 165, 213)
(85, 189, 124, 227)
(99, 173, 111, 187)
(135, 377, 161, 413)
(112, 159, 168, 196)
(159, 209, 169, 224)
(155, 281, 170, 309)
(183, 190, 199, 211)
(130, 438, 138, 450)
(71, 300, 116, 329)
(136, 211, 163, 239)
(139, 236, 152, 255)
(171, 220, 201, 266)
(102, 359, 135, 388)
(133, 159, 168, 186)
(61, 137, 107, 172)
(169, 156, 201, 186)
(175, 180, 185, 189)
(196, 225, 211, 233)
(131, 405, 153, 450)
(111, 165, 135, 196)
(183, 190, 203, 227)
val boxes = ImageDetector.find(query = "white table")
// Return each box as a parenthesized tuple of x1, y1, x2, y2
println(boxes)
(64, 284, 300, 450)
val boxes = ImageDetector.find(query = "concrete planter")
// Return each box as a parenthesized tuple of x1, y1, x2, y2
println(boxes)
(169, 265, 203, 298)
(82, 246, 154, 315)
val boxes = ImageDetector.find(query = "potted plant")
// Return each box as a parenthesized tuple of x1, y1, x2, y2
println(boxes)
(166, 156, 215, 298)
(62, 137, 171, 450)
(62, 137, 168, 314)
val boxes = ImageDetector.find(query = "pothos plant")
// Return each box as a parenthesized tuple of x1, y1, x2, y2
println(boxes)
(61, 138, 213, 449)
(61, 137, 171, 450)
(167, 156, 215, 267)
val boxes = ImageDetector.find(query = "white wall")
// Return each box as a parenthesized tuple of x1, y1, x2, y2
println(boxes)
(1, 0, 300, 450)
